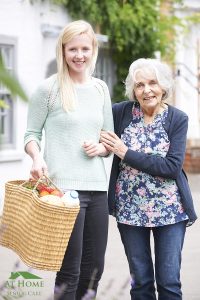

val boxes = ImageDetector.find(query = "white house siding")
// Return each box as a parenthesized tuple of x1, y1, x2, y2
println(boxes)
(0, 0, 71, 212)
(0, 0, 200, 212)
(175, 0, 200, 139)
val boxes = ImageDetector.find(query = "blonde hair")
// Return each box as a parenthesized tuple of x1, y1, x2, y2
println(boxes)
(125, 58, 174, 102)
(56, 20, 98, 111)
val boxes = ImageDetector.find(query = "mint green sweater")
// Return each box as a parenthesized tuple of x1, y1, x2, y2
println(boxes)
(24, 74, 114, 191)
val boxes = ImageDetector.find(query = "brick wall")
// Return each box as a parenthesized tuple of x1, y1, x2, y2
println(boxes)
(183, 139, 200, 173)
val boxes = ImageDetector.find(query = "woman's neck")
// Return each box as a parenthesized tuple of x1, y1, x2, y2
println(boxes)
(69, 71, 91, 85)
(143, 103, 167, 125)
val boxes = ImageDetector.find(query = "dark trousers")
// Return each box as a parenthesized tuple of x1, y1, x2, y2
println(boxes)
(55, 191, 108, 300)
(118, 221, 186, 300)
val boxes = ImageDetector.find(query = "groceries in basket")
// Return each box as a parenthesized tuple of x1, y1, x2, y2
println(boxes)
(23, 178, 80, 207)
(61, 190, 80, 207)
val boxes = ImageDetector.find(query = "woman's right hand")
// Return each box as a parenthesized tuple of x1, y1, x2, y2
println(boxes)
(100, 131, 128, 160)
(25, 141, 48, 179)
(30, 156, 48, 180)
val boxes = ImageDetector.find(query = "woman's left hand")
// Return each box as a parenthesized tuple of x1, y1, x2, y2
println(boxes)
(82, 140, 109, 157)
(100, 131, 128, 159)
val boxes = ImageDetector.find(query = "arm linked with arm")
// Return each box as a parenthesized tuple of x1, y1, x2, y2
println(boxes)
(100, 81, 114, 157)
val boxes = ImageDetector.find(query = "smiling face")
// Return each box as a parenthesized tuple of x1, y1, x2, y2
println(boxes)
(134, 69, 164, 114)
(63, 33, 93, 81)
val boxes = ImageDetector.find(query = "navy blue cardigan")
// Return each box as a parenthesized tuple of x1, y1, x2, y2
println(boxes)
(108, 101, 197, 225)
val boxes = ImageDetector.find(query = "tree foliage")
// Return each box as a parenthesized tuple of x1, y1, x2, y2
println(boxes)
(53, 0, 185, 101)
(0, 55, 27, 108)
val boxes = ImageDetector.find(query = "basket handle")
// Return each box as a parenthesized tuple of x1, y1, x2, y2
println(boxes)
(21, 175, 61, 192)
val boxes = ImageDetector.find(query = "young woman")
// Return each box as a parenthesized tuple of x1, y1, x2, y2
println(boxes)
(24, 20, 113, 300)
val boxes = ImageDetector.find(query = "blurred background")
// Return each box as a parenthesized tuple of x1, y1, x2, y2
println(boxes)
(0, 0, 200, 199)
(0, 1, 200, 299)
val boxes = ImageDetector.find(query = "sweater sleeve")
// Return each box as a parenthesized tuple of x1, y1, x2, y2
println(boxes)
(24, 83, 49, 151)
(101, 82, 114, 132)
(123, 112, 188, 179)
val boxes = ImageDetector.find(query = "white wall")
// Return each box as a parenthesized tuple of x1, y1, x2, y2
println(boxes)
(0, 0, 71, 212)
(175, 0, 200, 139)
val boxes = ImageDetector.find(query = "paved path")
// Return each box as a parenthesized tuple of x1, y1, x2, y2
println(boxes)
(0, 174, 199, 300)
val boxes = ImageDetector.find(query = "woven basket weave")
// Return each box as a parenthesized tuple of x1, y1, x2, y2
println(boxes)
(0, 180, 80, 271)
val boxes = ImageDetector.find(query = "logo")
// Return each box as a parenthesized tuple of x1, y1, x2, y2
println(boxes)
(9, 272, 42, 280)
(4, 271, 44, 298)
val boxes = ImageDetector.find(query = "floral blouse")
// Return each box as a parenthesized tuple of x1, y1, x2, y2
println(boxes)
(115, 103, 188, 227)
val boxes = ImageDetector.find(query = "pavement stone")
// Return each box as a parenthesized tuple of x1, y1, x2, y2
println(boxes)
(0, 173, 199, 300)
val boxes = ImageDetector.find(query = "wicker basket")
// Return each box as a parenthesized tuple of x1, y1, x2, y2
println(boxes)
(0, 179, 80, 271)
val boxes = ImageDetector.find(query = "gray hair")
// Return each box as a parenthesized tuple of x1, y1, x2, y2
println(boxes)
(125, 58, 174, 101)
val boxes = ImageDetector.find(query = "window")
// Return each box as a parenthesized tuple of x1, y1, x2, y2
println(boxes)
(94, 48, 116, 97)
(0, 38, 15, 150)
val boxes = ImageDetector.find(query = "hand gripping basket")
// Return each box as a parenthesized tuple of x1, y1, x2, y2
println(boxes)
(0, 177, 80, 271)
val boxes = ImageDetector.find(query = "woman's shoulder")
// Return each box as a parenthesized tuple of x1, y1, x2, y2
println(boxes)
(39, 73, 58, 91)
(92, 77, 109, 90)
(32, 74, 57, 94)
(113, 100, 133, 111)
(164, 104, 188, 135)
(30, 74, 58, 103)
(91, 77, 112, 99)
(167, 104, 188, 120)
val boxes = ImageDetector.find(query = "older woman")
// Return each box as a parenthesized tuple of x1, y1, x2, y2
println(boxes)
(101, 58, 197, 300)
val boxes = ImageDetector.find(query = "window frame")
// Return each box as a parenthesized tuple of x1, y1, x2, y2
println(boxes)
(0, 35, 17, 150)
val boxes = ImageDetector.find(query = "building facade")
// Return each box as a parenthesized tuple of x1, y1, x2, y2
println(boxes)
(0, 0, 71, 212)
(175, 0, 200, 172)
(0, 0, 200, 211)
